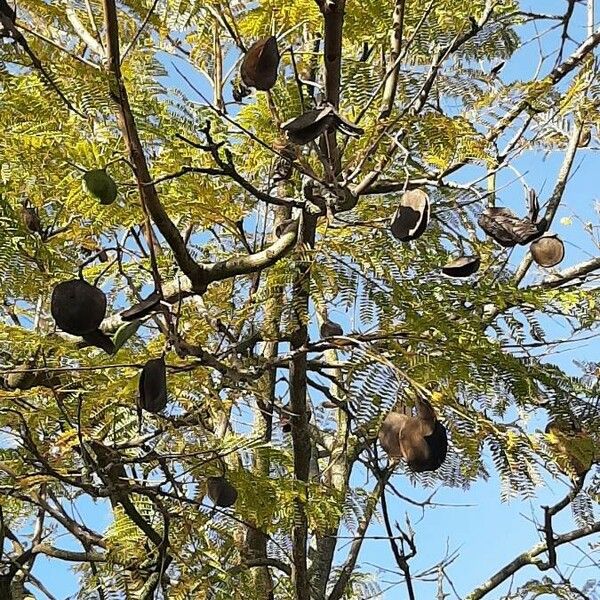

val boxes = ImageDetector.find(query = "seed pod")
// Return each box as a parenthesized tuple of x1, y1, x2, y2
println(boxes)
(80, 329, 115, 355)
(441, 255, 480, 278)
(390, 190, 430, 242)
(275, 219, 298, 238)
(207, 476, 238, 507)
(240, 36, 280, 91)
(379, 399, 448, 473)
(138, 357, 167, 413)
(530, 234, 564, 268)
(282, 107, 337, 145)
(83, 169, 118, 205)
(320, 319, 343, 338)
(578, 127, 591, 148)
(51, 279, 107, 335)
(5, 362, 36, 390)
(20, 205, 42, 234)
(120, 292, 161, 322)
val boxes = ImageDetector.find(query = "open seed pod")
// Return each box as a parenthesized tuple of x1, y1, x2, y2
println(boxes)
(441, 255, 481, 278)
(207, 476, 238, 508)
(51, 279, 107, 335)
(138, 357, 167, 413)
(530, 234, 564, 268)
(83, 169, 118, 205)
(390, 190, 430, 242)
(80, 329, 115, 355)
(120, 292, 161, 322)
(240, 36, 280, 91)
(320, 319, 343, 338)
(282, 107, 337, 145)
(545, 418, 594, 477)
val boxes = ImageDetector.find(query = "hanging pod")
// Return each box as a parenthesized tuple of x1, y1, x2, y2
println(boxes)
(441, 254, 480, 278)
(240, 36, 280, 91)
(545, 418, 595, 478)
(120, 292, 161, 322)
(320, 319, 343, 338)
(379, 398, 448, 473)
(138, 357, 168, 413)
(390, 189, 430, 242)
(530, 234, 564, 268)
(477, 190, 547, 247)
(281, 105, 363, 145)
(80, 329, 115, 355)
(83, 169, 118, 205)
(51, 279, 107, 335)
(207, 476, 238, 508)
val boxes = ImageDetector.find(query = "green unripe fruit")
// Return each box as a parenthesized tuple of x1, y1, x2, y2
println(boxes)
(83, 169, 118, 205)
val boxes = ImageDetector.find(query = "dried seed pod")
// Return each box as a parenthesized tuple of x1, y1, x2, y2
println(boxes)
(477, 191, 547, 247)
(83, 169, 118, 205)
(20, 203, 42, 234)
(138, 357, 167, 413)
(51, 279, 107, 335)
(379, 398, 447, 473)
(530, 234, 564, 268)
(120, 292, 161, 321)
(320, 319, 343, 338)
(578, 127, 592, 148)
(0, 0, 16, 36)
(275, 219, 298, 238)
(545, 418, 594, 478)
(441, 255, 480, 278)
(5, 361, 36, 390)
(207, 476, 238, 507)
(282, 107, 337, 145)
(390, 189, 430, 242)
(80, 329, 115, 355)
(240, 36, 280, 91)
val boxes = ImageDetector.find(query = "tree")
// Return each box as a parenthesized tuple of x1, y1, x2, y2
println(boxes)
(0, 0, 599, 598)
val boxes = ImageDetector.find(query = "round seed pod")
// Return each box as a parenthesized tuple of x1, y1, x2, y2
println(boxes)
(390, 190, 430, 242)
(240, 36, 280, 91)
(320, 319, 343, 338)
(207, 476, 238, 508)
(530, 234, 565, 268)
(138, 357, 167, 413)
(120, 292, 161, 321)
(83, 169, 118, 205)
(441, 255, 480, 278)
(51, 279, 107, 335)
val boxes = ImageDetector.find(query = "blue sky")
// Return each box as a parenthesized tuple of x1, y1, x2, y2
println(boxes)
(21, 1, 600, 598)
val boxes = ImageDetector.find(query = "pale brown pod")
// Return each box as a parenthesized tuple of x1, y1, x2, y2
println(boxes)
(390, 190, 430, 242)
(240, 36, 280, 91)
(530, 234, 564, 268)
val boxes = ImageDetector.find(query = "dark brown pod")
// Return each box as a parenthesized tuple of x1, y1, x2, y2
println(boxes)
(21, 205, 42, 234)
(207, 476, 238, 507)
(51, 279, 107, 335)
(138, 357, 167, 413)
(275, 219, 298, 238)
(320, 319, 343, 338)
(80, 329, 115, 355)
(390, 190, 430, 242)
(281, 107, 337, 145)
(240, 36, 280, 91)
(379, 399, 448, 473)
(120, 292, 161, 322)
(530, 235, 564, 268)
(441, 255, 481, 278)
